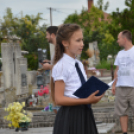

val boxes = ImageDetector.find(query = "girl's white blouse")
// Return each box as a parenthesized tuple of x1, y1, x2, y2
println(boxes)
(52, 53, 87, 98)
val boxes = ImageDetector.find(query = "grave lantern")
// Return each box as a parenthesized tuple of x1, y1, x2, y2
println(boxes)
(37, 75, 44, 89)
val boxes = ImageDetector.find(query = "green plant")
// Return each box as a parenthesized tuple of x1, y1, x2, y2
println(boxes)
(25, 53, 38, 70)
(96, 60, 116, 70)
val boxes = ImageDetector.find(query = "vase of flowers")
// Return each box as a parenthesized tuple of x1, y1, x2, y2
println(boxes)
(37, 85, 49, 99)
(35, 85, 49, 107)
(4, 102, 33, 131)
(18, 122, 30, 131)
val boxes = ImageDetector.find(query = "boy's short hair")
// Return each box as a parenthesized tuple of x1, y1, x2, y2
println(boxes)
(46, 26, 58, 35)
(122, 30, 132, 42)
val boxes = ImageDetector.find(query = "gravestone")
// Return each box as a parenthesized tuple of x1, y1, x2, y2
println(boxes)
(15, 57, 28, 95)
(13, 43, 28, 95)
(88, 41, 100, 67)
(1, 42, 29, 96)
(1, 43, 14, 89)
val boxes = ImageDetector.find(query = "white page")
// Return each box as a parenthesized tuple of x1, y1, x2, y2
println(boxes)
(108, 79, 117, 87)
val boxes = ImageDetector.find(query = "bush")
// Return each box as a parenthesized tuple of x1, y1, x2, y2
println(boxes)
(96, 60, 116, 70)
(24, 53, 38, 70)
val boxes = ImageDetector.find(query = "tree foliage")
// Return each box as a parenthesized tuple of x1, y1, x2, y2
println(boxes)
(1, 0, 134, 69)
(111, 0, 134, 43)
(96, 0, 109, 11)
(64, 0, 134, 61)
(0, 8, 49, 70)
(64, 3, 115, 60)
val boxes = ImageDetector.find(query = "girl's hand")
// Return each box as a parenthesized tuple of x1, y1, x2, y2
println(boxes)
(86, 90, 104, 104)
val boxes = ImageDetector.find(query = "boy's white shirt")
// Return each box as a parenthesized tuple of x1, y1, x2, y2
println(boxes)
(114, 46, 134, 87)
(49, 43, 55, 64)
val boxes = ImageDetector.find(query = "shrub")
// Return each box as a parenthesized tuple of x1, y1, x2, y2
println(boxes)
(96, 60, 116, 70)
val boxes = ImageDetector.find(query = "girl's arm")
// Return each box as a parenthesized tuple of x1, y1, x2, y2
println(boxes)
(55, 80, 104, 106)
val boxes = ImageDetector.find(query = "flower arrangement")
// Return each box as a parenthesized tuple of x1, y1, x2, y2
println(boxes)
(4, 102, 32, 128)
(43, 103, 52, 112)
(37, 85, 49, 97)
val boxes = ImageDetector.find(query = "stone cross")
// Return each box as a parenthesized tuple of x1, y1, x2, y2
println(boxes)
(1, 42, 29, 96)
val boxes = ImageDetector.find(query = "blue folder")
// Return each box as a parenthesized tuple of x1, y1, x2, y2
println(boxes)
(73, 76, 109, 98)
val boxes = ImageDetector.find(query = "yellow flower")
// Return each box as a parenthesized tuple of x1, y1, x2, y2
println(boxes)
(8, 123, 11, 127)
(6, 108, 9, 112)
(12, 121, 19, 128)
(27, 112, 33, 118)
(4, 116, 7, 120)
(22, 102, 25, 107)
(4, 101, 32, 128)
(7, 116, 11, 121)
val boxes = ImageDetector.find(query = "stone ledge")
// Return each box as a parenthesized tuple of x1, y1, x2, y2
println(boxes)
(1, 107, 134, 133)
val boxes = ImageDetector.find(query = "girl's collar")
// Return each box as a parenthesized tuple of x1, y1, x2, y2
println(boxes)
(63, 53, 78, 66)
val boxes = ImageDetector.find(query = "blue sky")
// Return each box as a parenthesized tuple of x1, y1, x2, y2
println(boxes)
(0, 0, 127, 26)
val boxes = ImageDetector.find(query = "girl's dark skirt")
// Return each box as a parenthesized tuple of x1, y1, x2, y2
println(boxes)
(53, 105, 98, 134)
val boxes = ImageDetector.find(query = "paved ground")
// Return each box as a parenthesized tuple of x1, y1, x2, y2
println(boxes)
(117, 133, 133, 134)
(0, 127, 53, 134)
(0, 127, 133, 134)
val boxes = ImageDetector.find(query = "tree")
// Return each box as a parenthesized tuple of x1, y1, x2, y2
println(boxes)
(0, 8, 49, 70)
(110, 0, 134, 43)
(96, 0, 109, 11)
(64, 2, 116, 60)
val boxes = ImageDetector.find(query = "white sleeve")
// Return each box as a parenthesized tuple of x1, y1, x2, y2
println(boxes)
(52, 63, 68, 82)
(114, 53, 119, 66)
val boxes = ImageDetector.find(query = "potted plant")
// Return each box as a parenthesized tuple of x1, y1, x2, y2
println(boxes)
(4, 102, 33, 131)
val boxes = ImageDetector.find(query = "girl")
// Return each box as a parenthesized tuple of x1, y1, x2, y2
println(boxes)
(51, 24, 103, 134)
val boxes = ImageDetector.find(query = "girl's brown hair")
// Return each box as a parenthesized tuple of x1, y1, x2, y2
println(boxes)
(51, 23, 81, 104)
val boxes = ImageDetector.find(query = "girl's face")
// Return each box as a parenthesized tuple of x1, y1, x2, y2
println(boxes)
(63, 30, 84, 58)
